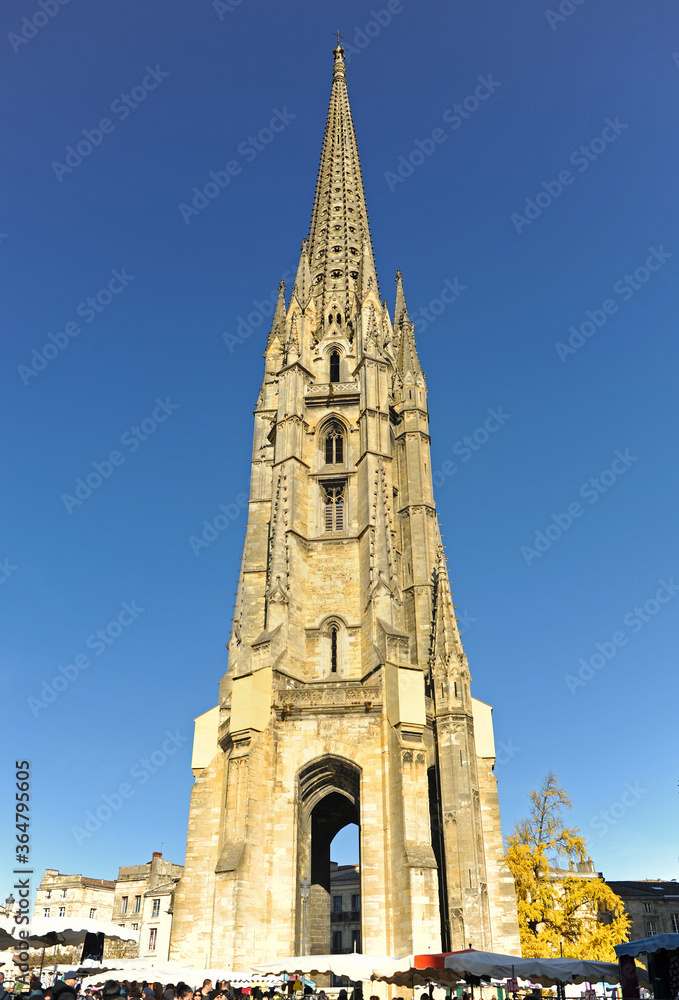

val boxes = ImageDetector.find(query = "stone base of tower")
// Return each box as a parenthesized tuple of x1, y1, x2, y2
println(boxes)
(170, 695, 519, 968)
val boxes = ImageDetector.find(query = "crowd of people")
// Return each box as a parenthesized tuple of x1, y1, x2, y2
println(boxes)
(0, 975, 373, 1000)
(0, 976, 296, 1000)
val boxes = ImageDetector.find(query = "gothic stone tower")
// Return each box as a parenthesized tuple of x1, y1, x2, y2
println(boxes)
(170, 45, 519, 967)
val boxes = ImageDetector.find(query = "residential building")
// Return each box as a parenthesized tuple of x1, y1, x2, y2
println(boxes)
(606, 879, 679, 940)
(113, 852, 183, 961)
(330, 863, 360, 955)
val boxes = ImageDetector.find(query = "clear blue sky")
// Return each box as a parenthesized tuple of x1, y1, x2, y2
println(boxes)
(2, 0, 678, 903)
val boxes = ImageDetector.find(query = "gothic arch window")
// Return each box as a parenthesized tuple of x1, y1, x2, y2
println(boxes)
(323, 480, 345, 532)
(321, 618, 345, 676)
(324, 421, 344, 465)
(329, 350, 340, 383)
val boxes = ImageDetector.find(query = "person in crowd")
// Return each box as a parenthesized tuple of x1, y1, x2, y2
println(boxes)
(152, 984, 163, 1000)
(27, 979, 44, 999)
(175, 986, 193, 1000)
(101, 982, 122, 1000)
(51, 973, 79, 1000)
(0, 973, 10, 1000)
(162, 985, 175, 1000)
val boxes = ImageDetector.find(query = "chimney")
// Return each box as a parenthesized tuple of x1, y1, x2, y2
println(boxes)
(152, 852, 162, 858)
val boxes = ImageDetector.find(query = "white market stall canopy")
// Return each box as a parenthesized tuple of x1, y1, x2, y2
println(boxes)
(442, 951, 623, 987)
(252, 954, 401, 982)
(81, 963, 282, 990)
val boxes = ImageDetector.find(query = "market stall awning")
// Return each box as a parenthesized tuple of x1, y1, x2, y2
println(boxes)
(252, 953, 400, 981)
(615, 934, 679, 959)
(442, 950, 623, 987)
(21, 917, 139, 948)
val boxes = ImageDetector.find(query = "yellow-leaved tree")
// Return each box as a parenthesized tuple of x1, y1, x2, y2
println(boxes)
(505, 772, 630, 960)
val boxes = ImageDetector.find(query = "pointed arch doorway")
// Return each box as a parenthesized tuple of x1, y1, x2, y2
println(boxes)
(297, 756, 361, 955)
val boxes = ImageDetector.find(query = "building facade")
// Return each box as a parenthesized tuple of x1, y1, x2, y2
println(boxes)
(32, 854, 182, 964)
(112, 853, 183, 961)
(35, 870, 116, 924)
(606, 880, 679, 940)
(329, 864, 361, 955)
(170, 43, 519, 969)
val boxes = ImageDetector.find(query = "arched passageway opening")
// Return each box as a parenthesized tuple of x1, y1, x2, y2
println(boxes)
(297, 757, 361, 955)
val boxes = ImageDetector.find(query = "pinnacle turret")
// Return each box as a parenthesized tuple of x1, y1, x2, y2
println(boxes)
(266, 279, 287, 349)
(292, 241, 313, 310)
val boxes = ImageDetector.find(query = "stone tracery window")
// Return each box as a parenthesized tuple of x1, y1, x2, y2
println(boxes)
(323, 481, 345, 532)
(325, 422, 344, 464)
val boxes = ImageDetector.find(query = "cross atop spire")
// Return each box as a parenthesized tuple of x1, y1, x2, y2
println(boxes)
(307, 46, 376, 314)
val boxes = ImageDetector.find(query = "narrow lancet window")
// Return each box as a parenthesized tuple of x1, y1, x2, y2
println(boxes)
(330, 627, 338, 672)
(329, 350, 340, 383)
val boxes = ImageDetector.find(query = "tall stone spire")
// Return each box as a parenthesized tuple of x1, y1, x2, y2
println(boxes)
(307, 42, 376, 314)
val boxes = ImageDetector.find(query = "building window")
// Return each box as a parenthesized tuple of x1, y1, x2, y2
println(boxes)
(132, 923, 138, 931)
(149, 927, 157, 951)
(330, 627, 338, 673)
(324, 422, 344, 464)
(332, 930, 342, 952)
(89, 908, 96, 919)
(352, 894, 360, 910)
(645, 921, 658, 936)
(59, 906, 65, 917)
(644, 902, 653, 913)
(351, 930, 361, 952)
(43, 908, 50, 917)
(672, 914, 679, 933)
(152, 899, 160, 917)
(62, 890, 67, 899)
(332, 895, 343, 913)
(323, 481, 345, 532)
(121, 897, 128, 914)
(329, 350, 340, 383)
(134, 895, 141, 913)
